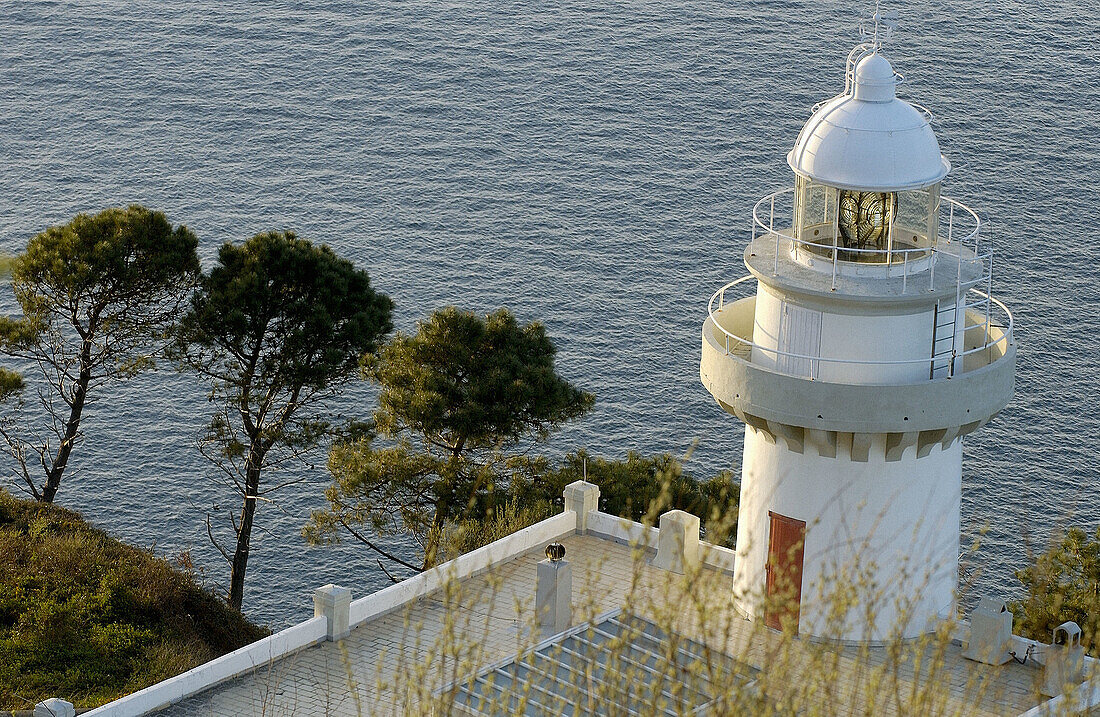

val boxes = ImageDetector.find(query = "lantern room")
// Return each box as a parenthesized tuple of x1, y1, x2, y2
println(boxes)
(787, 51, 948, 265)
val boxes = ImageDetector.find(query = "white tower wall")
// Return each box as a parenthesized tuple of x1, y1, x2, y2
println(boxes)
(750, 283, 938, 384)
(733, 426, 962, 643)
(701, 40, 1015, 646)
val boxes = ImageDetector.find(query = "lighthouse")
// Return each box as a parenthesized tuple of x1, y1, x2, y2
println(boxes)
(700, 31, 1015, 642)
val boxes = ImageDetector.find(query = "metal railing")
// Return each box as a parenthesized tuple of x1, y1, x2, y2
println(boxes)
(753, 188, 987, 294)
(707, 276, 1013, 382)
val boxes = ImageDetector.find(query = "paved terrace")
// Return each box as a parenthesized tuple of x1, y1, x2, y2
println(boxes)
(150, 530, 1048, 716)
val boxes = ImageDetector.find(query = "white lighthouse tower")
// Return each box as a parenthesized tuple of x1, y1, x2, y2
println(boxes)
(700, 29, 1015, 642)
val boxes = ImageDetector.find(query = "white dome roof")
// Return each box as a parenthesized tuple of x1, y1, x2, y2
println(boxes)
(787, 53, 950, 191)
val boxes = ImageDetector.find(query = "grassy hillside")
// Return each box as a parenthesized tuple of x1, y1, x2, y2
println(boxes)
(0, 491, 268, 710)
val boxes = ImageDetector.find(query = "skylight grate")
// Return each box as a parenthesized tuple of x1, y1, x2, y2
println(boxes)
(437, 609, 759, 716)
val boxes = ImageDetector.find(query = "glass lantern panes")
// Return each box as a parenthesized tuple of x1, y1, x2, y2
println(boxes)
(794, 176, 941, 263)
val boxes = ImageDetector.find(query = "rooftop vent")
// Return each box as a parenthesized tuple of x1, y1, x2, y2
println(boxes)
(962, 597, 1012, 665)
(1042, 621, 1084, 697)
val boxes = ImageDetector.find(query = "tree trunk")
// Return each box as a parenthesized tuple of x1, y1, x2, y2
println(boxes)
(422, 503, 449, 571)
(40, 340, 93, 503)
(228, 445, 264, 612)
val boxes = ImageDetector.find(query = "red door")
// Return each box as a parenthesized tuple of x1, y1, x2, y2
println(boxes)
(765, 512, 806, 633)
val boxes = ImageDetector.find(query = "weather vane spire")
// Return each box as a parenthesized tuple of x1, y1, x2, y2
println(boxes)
(860, 1, 899, 51)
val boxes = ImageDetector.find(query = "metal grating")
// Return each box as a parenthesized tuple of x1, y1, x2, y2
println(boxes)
(437, 609, 759, 716)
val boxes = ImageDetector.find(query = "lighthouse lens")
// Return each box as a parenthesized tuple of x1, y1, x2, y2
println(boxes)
(837, 190, 897, 255)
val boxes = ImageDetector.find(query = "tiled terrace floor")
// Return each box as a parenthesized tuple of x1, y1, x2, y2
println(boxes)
(158, 533, 1049, 716)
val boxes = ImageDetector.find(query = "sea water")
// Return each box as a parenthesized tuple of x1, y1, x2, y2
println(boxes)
(1, 0, 1097, 627)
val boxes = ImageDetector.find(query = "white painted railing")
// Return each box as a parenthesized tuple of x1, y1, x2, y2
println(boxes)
(83, 616, 328, 717)
(708, 277, 1013, 381)
(752, 188, 986, 294)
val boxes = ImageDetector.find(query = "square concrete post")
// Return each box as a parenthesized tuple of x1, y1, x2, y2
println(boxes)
(536, 558, 572, 637)
(563, 480, 599, 533)
(34, 699, 75, 717)
(314, 584, 352, 641)
(651, 510, 700, 574)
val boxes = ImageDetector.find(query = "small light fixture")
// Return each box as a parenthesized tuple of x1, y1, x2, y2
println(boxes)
(545, 543, 566, 562)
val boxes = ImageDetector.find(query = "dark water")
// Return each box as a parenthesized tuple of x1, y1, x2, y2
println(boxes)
(1, 0, 1097, 628)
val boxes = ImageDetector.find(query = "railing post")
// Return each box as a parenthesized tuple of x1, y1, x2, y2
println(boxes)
(314, 584, 352, 641)
(831, 242, 838, 291)
(886, 201, 894, 267)
(985, 226, 994, 352)
(563, 481, 600, 534)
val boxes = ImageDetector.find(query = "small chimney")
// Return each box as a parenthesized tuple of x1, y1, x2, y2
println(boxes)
(34, 699, 75, 717)
(536, 543, 572, 637)
(1041, 621, 1085, 697)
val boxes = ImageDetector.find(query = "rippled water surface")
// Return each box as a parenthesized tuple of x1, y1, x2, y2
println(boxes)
(1, 1, 1098, 628)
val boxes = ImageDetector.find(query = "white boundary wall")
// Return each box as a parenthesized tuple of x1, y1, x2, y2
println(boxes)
(79, 505, 741, 716)
(82, 616, 327, 717)
(586, 510, 736, 574)
(348, 510, 577, 626)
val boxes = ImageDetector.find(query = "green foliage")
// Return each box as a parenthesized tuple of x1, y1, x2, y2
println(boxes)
(0, 490, 266, 709)
(0, 206, 200, 502)
(0, 254, 14, 280)
(173, 232, 393, 399)
(439, 499, 556, 564)
(0, 369, 24, 403)
(171, 231, 393, 610)
(306, 307, 593, 569)
(366, 307, 594, 451)
(510, 449, 739, 546)
(1011, 526, 1100, 656)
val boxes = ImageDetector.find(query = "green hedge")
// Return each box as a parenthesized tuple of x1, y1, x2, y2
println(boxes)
(0, 491, 267, 709)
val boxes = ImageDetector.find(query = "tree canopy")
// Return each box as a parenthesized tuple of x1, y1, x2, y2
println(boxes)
(1011, 526, 1100, 656)
(171, 231, 393, 611)
(0, 206, 200, 502)
(305, 307, 594, 570)
(510, 449, 739, 544)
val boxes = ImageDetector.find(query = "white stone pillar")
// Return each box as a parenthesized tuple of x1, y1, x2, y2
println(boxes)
(652, 509, 700, 574)
(536, 557, 572, 637)
(314, 584, 352, 641)
(563, 480, 599, 533)
(34, 698, 75, 717)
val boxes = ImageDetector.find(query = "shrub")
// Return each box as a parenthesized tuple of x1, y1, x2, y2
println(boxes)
(0, 490, 268, 709)
(1011, 525, 1100, 656)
